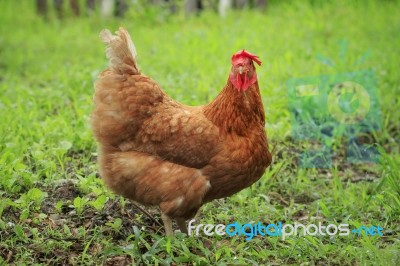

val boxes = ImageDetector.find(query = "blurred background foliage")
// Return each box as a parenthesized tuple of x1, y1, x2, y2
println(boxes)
(0, 0, 399, 264)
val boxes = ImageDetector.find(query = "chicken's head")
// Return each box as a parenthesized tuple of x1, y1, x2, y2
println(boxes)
(229, 50, 262, 92)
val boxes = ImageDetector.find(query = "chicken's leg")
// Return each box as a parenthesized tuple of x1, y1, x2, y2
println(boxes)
(161, 213, 173, 236)
(177, 218, 188, 234)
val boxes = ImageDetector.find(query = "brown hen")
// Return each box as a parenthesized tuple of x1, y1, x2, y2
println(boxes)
(91, 28, 272, 236)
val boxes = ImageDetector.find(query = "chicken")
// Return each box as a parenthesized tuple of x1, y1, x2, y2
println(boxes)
(91, 28, 272, 236)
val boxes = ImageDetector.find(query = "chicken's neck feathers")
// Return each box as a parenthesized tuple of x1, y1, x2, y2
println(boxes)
(203, 81, 265, 135)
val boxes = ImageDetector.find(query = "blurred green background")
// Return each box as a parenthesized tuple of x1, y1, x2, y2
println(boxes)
(0, 0, 399, 265)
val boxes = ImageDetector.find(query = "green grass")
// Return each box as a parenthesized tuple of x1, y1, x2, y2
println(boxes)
(0, 0, 399, 265)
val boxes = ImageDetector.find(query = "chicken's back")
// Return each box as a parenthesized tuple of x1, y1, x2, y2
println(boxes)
(92, 68, 218, 219)
(91, 28, 223, 219)
(92, 71, 166, 147)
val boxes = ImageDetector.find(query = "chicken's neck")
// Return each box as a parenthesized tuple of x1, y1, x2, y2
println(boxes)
(204, 81, 265, 135)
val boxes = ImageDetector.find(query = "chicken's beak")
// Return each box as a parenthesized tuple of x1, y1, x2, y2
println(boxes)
(238, 66, 244, 75)
(229, 64, 254, 92)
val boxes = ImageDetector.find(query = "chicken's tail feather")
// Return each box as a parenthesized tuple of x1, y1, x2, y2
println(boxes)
(100, 27, 139, 74)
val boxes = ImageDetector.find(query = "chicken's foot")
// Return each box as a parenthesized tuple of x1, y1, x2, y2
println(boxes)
(176, 218, 188, 234)
(161, 213, 173, 236)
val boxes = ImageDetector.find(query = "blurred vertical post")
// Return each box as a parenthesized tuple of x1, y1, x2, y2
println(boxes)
(185, 0, 203, 16)
(165, 0, 178, 13)
(115, 0, 128, 17)
(255, 0, 267, 10)
(234, 0, 247, 8)
(70, 0, 80, 16)
(101, 0, 114, 17)
(36, 0, 48, 17)
(54, 0, 63, 18)
(87, 0, 96, 10)
(101, 0, 129, 17)
(219, 0, 231, 17)
(87, 0, 96, 15)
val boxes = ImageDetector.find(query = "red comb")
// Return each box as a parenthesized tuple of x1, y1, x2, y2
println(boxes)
(232, 49, 262, 66)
